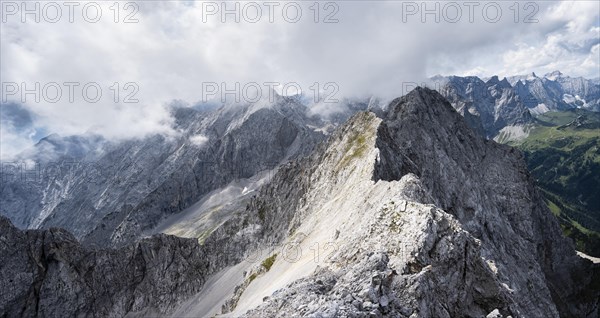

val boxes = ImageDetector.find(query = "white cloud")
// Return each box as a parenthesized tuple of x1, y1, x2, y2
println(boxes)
(1, 0, 599, 158)
(189, 134, 209, 147)
(498, 1, 600, 78)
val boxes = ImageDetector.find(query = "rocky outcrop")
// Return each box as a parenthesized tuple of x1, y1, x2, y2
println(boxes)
(0, 215, 209, 317)
(241, 200, 513, 318)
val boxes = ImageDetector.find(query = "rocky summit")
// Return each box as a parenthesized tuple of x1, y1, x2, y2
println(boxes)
(1, 88, 598, 318)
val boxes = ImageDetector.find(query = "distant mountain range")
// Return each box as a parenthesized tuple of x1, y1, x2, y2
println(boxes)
(431, 71, 600, 140)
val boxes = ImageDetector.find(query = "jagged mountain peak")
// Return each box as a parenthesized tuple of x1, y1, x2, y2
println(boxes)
(388, 86, 455, 115)
(486, 75, 500, 84)
(448, 74, 482, 82)
(434, 72, 600, 138)
(16, 132, 108, 163)
(486, 76, 511, 89)
(385, 86, 476, 139)
(36, 133, 61, 144)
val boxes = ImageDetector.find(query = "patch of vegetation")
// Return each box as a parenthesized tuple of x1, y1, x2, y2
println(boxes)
(390, 218, 401, 233)
(503, 109, 600, 256)
(387, 203, 402, 233)
(196, 226, 217, 245)
(546, 199, 561, 216)
(248, 273, 257, 283)
(543, 194, 600, 254)
(535, 109, 600, 127)
(337, 131, 370, 171)
(261, 254, 277, 271)
(333, 112, 378, 172)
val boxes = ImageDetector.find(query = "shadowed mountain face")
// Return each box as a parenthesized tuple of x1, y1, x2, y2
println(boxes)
(1, 88, 597, 318)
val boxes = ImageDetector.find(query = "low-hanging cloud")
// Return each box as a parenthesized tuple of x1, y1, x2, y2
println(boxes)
(1, 0, 599, 159)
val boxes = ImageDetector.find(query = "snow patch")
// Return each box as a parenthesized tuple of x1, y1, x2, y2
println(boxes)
(563, 94, 587, 108)
(577, 251, 600, 264)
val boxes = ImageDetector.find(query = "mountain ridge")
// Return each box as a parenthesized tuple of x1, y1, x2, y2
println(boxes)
(1, 87, 598, 318)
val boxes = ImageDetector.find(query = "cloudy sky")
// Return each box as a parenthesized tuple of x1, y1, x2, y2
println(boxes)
(1, 0, 599, 159)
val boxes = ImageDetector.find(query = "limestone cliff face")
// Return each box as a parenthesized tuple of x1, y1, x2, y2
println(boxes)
(1, 88, 597, 318)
